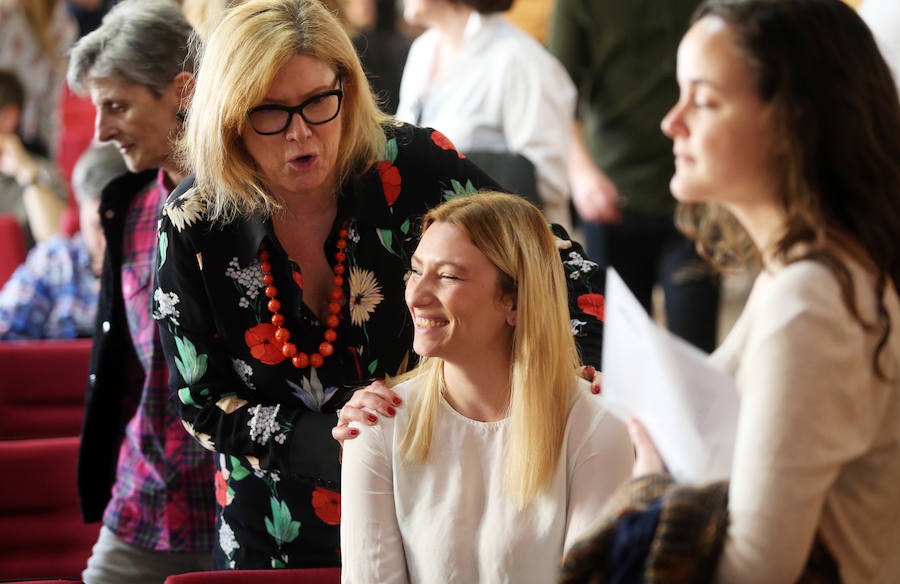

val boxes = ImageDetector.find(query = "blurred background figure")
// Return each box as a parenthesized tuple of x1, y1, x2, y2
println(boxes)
(0, 142, 124, 340)
(549, 1, 720, 352)
(396, 0, 576, 231)
(0, 70, 69, 249)
(0, 0, 77, 157)
(345, 0, 411, 115)
(859, 0, 900, 96)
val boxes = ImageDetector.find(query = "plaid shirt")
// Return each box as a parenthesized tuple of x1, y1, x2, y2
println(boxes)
(103, 170, 215, 551)
(0, 233, 98, 339)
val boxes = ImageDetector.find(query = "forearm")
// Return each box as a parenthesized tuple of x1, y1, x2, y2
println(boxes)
(21, 182, 65, 241)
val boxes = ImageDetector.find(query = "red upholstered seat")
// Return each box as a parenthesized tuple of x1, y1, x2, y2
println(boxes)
(0, 436, 100, 580)
(164, 568, 341, 583)
(0, 213, 27, 287)
(0, 338, 92, 439)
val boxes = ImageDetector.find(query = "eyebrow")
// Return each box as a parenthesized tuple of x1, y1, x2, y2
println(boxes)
(410, 256, 467, 272)
(259, 78, 340, 105)
(687, 78, 724, 92)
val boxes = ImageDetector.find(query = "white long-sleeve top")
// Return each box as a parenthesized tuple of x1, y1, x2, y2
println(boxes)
(395, 12, 576, 231)
(340, 377, 633, 584)
(710, 256, 900, 584)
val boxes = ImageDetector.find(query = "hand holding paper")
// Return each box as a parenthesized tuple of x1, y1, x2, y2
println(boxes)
(601, 268, 740, 483)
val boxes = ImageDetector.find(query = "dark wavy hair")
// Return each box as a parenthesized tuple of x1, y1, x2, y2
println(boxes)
(676, 0, 900, 377)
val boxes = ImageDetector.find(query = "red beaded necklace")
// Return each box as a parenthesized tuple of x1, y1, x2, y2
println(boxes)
(258, 224, 348, 369)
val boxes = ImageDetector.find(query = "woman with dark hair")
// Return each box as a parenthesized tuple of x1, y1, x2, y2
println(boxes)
(395, 0, 576, 230)
(560, 1, 900, 583)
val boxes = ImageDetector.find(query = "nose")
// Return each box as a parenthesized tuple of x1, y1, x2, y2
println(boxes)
(660, 100, 686, 139)
(283, 111, 313, 141)
(405, 273, 434, 311)
(95, 110, 116, 142)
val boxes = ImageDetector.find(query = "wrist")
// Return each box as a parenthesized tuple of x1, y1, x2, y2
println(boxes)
(17, 165, 49, 190)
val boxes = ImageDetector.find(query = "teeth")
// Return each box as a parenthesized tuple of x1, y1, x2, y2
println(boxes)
(414, 316, 448, 328)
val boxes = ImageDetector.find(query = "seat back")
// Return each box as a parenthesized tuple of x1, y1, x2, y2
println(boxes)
(0, 436, 100, 580)
(0, 338, 92, 439)
(164, 568, 341, 583)
(466, 151, 541, 209)
(0, 212, 27, 287)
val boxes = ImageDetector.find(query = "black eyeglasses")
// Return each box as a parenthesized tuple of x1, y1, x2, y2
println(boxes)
(247, 79, 343, 135)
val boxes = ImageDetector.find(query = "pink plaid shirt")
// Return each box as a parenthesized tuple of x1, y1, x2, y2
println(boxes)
(103, 170, 215, 551)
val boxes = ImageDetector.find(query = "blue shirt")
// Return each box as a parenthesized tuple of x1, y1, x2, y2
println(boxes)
(0, 233, 99, 340)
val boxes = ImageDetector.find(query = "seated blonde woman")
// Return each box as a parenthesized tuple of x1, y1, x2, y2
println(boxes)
(340, 192, 633, 583)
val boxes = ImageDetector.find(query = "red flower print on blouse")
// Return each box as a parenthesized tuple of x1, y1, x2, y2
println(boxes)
(292, 269, 303, 290)
(215, 470, 230, 507)
(312, 486, 341, 525)
(244, 322, 286, 365)
(431, 130, 464, 158)
(577, 293, 605, 321)
(378, 161, 402, 206)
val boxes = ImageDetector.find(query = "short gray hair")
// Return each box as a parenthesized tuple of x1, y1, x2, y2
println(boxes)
(67, 0, 195, 96)
(72, 143, 129, 204)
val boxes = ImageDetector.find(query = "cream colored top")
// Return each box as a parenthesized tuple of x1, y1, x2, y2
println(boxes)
(340, 377, 633, 584)
(709, 257, 900, 584)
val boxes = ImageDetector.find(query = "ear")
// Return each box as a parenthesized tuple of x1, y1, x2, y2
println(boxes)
(502, 293, 517, 327)
(171, 71, 195, 112)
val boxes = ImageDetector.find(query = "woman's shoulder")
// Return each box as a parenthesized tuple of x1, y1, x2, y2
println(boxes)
(761, 256, 875, 321)
(567, 378, 613, 429)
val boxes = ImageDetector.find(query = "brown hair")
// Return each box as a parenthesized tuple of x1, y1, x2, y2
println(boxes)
(679, 0, 900, 376)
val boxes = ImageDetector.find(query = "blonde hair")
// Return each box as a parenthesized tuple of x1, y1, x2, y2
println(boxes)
(181, 0, 392, 222)
(397, 192, 581, 507)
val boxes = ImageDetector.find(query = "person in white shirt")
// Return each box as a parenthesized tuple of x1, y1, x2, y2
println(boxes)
(395, 0, 576, 231)
(859, 0, 900, 97)
(340, 192, 633, 583)
(561, 1, 900, 583)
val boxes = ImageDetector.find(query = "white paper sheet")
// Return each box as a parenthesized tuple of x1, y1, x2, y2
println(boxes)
(601, 267, 740, 483)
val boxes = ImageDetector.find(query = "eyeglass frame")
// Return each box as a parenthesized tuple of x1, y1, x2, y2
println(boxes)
(246, 78, 344, 136)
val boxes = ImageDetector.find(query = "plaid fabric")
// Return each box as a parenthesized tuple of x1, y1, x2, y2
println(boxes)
(559, 474, 841, 584)
(0, 233, 98, 339)
(102, 170, 215, 551)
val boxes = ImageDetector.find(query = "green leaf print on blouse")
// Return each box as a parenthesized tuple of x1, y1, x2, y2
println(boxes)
(158, 231, 168, 269)
(376, 228, 399, 257)
(445, 178, 478, 201)
(174, 334, 208, 384)
(265, 497, 301, 546)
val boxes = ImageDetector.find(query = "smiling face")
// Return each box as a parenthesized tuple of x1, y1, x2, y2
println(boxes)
(406, 221, 516, 366)
(88, 76, 183, 175)
(661, 16, 782, 212)
(241, 54, 344, 203)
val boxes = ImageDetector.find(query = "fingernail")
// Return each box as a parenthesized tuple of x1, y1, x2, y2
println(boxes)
(393, 397, 402, 405)
(367, 414, 377, 423)
(592, 385, 601, 394)
(349, 428, 359, 436)
(387, 406, 396, 416)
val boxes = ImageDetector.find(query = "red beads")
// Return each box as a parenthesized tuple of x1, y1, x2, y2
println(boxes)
(256, 222, 348, 371)
(275, 327, 290, 343)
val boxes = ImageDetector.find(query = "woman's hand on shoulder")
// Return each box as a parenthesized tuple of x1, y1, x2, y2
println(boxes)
(332, 379, 403, 444)
(578, 365, 602, 394)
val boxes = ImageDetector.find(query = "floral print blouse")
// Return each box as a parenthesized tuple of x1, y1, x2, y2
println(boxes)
(152, 123, 605, 569)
